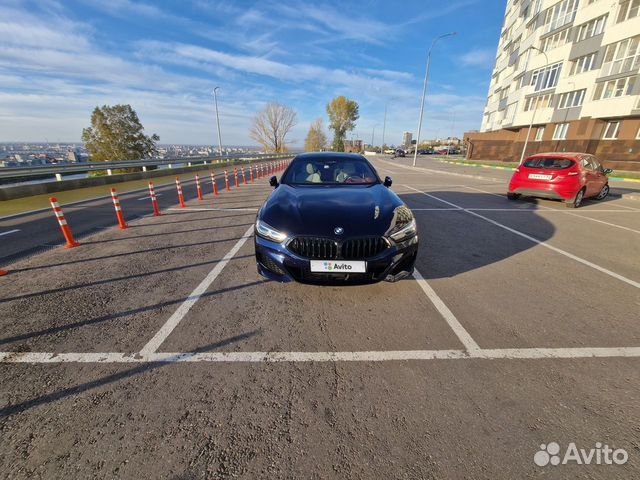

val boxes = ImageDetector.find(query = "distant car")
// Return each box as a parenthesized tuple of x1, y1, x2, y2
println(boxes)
(418, 149, 434, 155)
(254, 153, 419, 284)
(507, 153, 612, 208)
(393, 149, 406, 158)
(436, 147, 457, 155)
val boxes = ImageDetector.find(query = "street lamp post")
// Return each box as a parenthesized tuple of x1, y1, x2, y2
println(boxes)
(413, 32, 457, 167)
(519, 46, 549, 165)
(213, 87, 223, 157)
(382, 104, 387, 153)
(371, 124, 378, 151)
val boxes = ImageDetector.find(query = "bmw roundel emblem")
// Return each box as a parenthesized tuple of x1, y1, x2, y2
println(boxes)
(334, 227, 344, 235)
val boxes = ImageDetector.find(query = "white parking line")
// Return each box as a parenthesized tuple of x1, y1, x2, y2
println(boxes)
(412, 208, 640, 213)
(139, 224, 255, 355)
(404, 185, 640, 289)
(0, 229, 20, 237)
(461, 185, 640, 235)
(3, 346, 640, 363)
(413, 268, 480, 352)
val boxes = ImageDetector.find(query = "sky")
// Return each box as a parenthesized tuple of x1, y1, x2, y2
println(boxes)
(0, 0, 505, 147)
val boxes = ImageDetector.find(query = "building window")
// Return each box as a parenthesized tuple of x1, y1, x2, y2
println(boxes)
(543, 0, 579, 33)
(553, 123, 570, 140)
(601, 36, 640, 77)
(593, 75, 637, 100)
(524, 94, 553, 111)
(617, 0, 640, 23)
(575, 15, 607, 42)
(541, 28, 571, 52)
(557, 89, 587, 108)
(531, 63, 563, 91)
(603, 121, 621, 139)
(535, 127, 545, 141)
(569, 53, 597, 75)
(636, 126, 640, 139)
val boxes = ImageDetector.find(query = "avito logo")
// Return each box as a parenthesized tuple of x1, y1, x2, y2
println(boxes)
(331, 263, 353, 271)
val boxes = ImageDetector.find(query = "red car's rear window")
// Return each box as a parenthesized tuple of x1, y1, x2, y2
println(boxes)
(523, 158, 574, 170)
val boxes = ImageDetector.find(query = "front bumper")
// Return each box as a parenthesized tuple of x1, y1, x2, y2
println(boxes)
(255, 235, 419, 285)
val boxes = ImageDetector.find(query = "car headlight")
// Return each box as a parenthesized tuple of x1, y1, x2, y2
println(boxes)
(256, 219, 288, 243)
(387, 206, 417, 242)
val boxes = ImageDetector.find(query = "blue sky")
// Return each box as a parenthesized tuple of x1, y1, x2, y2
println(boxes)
(0, 0, 505, 147)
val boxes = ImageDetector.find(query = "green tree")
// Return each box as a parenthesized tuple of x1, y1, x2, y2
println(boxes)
(326, 96, 359, 152)
(82, 104, 159, 163)
(304, 118, 328, 152)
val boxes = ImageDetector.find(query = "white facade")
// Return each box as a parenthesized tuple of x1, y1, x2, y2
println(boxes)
(482, 0, 640, 133)
(402, 131, 413, 147)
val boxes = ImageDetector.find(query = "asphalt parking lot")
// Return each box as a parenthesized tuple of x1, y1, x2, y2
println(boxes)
(1, 155, 639, 479)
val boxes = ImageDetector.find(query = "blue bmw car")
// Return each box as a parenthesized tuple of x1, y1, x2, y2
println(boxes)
(254, 152, 419, 284)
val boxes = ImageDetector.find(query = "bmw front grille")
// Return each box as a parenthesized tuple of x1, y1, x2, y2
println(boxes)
(287, 237, 388, 260)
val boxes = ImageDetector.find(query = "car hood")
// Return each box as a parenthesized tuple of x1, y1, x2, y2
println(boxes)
(260, 184, 404, 238)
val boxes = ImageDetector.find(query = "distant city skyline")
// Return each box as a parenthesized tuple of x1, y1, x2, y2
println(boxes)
(1, 1, 503, 146)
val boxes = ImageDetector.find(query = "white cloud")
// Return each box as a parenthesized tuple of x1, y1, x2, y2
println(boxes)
(460, 48, 497, 69)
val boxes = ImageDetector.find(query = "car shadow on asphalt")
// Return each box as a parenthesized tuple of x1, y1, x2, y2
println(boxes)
(8, 240, 251, 273)
(81, 224, 254, 245)
(0, 255, 257, 304)
(399, 192, 556, 280)
(143, 213, 256, 227)
(0, 280, 267, 348)
(0, 331, 262, 419)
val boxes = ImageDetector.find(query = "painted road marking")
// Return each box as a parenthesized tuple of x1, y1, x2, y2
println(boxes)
(138, 193, 163, 200)
(3, 347, 640, 363)
(404, 185, 640, 289)
(0, 229, 20, 237)
(413, 268, 480, 352)
(376, 157, 503, 183)
(412, 208, 640, 213)
(139, 224, 255, 355)
(461, 185, 640, 235)
(167, 207, 259, 212)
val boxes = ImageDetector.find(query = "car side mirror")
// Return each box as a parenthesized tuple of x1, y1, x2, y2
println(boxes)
(269, 176, 279, 188)
(604, 168, 613, 175)
(384, 176, 393, 188)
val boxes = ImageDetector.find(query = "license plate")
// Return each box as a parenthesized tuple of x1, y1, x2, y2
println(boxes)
(528, 173, 552, 180)
(310, 260, 366, 273)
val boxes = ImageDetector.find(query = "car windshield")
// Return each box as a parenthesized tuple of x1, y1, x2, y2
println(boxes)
(282, 157, 379, 185)
(523, 157, 574, 170)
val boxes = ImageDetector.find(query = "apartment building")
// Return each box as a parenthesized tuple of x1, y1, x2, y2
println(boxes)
(402, 131, 413, 148)
(465, 0, 640, 170)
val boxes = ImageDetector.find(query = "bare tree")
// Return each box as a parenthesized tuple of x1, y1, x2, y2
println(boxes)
(250, 102, 297, 153)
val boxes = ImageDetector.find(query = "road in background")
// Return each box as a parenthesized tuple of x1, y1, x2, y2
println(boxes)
(0, 165, 273, 264)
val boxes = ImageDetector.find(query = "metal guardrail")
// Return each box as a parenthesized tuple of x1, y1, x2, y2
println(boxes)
(0, 153, 292, 180)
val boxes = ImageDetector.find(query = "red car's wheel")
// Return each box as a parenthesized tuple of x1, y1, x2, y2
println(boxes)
(566, 188, 585, 208)
(595, 184, 610, 201)
(507, 193, 520, 200)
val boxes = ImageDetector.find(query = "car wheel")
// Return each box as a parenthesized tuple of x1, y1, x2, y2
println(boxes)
(595, 184, 610, 201)
(507, 193, 520, 200)
(566, 188, 585, 208)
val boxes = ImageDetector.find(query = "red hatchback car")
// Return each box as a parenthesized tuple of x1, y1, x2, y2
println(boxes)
(508, 153, 612, 208)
